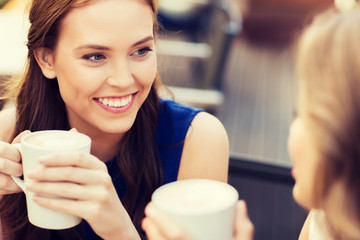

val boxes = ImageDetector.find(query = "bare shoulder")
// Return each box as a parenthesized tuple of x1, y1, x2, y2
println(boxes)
(178, 112, 229, 182)
(0, 107, 16, 142)
(188, 112, 228, 138)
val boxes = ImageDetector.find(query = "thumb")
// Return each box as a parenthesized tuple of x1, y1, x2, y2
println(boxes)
(11, 130, 31, 144)
(69, 128, 78, 132)
(234, 200, 254, 240)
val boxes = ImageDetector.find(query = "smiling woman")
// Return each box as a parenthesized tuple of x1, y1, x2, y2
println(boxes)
(0, 0, 229, 239)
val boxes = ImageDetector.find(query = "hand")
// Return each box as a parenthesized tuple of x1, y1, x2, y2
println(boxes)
(142, 202, 194, 240)
(142, 200, 254, 240)
(0, 130, 30, 196)
(25, 151, 140, 240)
(233, 200, 254, 240)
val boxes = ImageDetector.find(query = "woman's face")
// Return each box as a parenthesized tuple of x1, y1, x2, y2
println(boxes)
(288, 112, 321, 209)
(45, 0, 157, 136)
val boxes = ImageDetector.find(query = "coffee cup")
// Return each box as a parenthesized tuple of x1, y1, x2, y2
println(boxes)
(151, 179, 239, 240)
(11, 130, 91, 229)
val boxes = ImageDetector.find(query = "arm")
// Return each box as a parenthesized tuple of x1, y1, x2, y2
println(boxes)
(177, 112, 229, 182)
(0, 107, 16, 142)
(142, 113, 254, 240)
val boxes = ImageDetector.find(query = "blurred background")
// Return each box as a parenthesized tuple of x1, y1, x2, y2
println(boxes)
(0, 0, 334, 239)
(155, 1, 333, 238)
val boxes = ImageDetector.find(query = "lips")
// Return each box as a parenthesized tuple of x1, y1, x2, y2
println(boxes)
(291, 168, 296, 179)
(94, 93, 136, 113)
(97, 95, 133, 108)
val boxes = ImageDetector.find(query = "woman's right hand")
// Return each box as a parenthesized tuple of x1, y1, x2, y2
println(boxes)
(0, 131, 30, 196)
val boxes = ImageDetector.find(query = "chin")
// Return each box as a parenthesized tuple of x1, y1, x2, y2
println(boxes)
(101, 124, 133, 135)
(292, 185, 312, 210)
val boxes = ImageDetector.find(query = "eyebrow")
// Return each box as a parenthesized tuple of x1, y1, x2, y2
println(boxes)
(75, 45, 110, 51)
(75, 36, 154, 51)
(132, 36, 154, 47)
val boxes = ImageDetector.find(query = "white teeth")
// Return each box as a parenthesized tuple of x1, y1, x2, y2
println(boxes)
(120, 98, 126, 106)
(98, 95, 132, 108)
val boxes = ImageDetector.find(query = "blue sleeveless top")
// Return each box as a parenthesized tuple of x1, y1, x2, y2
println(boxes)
(78, 99, 203, 239)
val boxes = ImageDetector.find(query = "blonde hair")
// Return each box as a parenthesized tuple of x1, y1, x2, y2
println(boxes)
(296, 7, 360, 239)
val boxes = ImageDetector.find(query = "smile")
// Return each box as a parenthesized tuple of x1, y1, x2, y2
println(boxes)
(94, 93, 136, 113)
(97, 95, 133, 108)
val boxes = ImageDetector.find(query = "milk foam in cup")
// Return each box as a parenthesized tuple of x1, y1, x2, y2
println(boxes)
(25, 131, 89, 148)
(11, 130, 91, 229)
(152, 179, 239, 240)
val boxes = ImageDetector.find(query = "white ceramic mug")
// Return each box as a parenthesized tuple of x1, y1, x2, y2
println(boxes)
(11, 130, 91, 229)
(151, 179, 239, 240)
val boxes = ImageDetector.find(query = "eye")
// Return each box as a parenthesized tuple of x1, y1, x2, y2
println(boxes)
(132, 47, 153, 57)
(82, 53, 106, 62)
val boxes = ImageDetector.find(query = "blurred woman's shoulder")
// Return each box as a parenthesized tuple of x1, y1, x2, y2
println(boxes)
(0, 106, 16, 142)
(309, 209, 332, 240)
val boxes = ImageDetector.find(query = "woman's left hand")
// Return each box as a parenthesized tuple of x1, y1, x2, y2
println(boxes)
(26, 151, 139, 240)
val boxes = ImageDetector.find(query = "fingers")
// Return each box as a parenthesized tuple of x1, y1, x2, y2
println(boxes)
(0, 142, 22, 176)
(0, 156, 23, 177)
(11, 130, 31, 144)
(0, 173, 22, 194)
(30, 184, 122, 225)
(26, 181, 111, 201)
(27, 166, 111, 185)
(0, 131, 30, 195)
(234, 200, 254, 240)
(69, 128, 78, 132)
(37, 151, 106, 170)
(142, 217, 167, 240)
(32, 194, 99, 220)
(143, 203, 191, 240)
(0, 130, 31, 176)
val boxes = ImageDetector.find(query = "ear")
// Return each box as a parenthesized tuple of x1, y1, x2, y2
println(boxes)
(33, 47, 57, 79)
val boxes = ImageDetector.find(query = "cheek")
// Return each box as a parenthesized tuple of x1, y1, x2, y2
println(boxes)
(136, 57, 157, 87)
(291, 143, 321, 208)
(56, 63, 106, 96)
(287, 127, 300, 164)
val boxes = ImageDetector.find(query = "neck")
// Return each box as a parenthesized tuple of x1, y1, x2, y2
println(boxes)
(79, 129, 123, 162)
(91, 135, 122, 162)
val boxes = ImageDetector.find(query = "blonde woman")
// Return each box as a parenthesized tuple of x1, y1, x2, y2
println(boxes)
(143, 6, 360, 240)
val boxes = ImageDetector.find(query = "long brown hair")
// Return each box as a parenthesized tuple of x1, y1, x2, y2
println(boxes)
(296, 6, 360, 239)
(0, 0, 162, 239)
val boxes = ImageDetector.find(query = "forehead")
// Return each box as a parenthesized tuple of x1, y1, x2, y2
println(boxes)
(58, 0, 154, 46)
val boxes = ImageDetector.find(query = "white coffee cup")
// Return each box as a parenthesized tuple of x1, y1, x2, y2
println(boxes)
(11, 130, 91, 229)
(151, 179, 239, 240)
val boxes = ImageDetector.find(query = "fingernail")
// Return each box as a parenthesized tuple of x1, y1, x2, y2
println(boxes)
(238, 200, 248, 216)
(38, 156, 47, 163)
(145, 204, 155, 216)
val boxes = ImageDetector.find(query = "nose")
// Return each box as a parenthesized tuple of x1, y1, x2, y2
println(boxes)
(106, 59, 134, 89)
